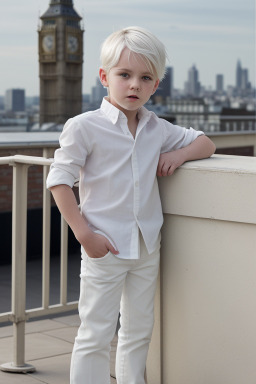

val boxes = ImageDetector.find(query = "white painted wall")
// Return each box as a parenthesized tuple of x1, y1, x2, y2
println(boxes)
(147, 154, 256, 384)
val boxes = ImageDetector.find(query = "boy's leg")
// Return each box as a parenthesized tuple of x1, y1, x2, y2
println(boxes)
(116, 235, 161, 384)
(70, 252, 126, 384)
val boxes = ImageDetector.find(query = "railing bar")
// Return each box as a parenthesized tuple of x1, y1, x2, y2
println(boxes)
(0, 313, 13, 323)
(0, 155, 52, 166)
(26, 302, 78, 319)
(60, 216, 68, 305)
(0, 301, 78, 324)
(42, 164, 51, 309)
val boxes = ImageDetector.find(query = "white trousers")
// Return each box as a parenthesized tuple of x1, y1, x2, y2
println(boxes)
(70, 234, 160, 384)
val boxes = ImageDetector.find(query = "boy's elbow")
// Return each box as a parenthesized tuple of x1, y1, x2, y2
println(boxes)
(210, 139, 216, 156)
(204, 135, 216, 157)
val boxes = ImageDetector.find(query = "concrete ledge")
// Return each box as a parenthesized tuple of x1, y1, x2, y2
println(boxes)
(158, 154, 256, 224)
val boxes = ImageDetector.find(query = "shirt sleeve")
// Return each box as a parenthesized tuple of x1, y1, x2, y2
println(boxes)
(160, 118, 205, 154)
(46, 117, 89, 189)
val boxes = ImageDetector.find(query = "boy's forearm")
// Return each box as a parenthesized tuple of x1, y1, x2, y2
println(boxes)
(180, 135, 216, 163)
(49, 184, 90, 239)
(157, 135, 215, 177)
(49, 184, 119, 257)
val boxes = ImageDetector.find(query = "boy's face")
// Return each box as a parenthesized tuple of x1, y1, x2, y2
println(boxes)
(99, 48, 159, 118)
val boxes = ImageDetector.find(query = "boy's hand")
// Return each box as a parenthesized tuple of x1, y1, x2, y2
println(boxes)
(157, 150, 185, 177)
(77, 229, 119, 259)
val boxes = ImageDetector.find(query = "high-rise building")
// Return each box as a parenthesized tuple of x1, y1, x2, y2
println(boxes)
(156, 67, 174, 99)
(236, 60, 242, 90)
(91, 78, 107, 104)
(184, 65, 201, 97)
(235, 60, 251, 91)
(216, 74, 224, 92)
(241, 69, 249, 90)
(38, 0, 84, 125)
(5, 89, 25, 112)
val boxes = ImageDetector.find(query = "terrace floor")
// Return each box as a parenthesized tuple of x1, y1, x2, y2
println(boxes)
(0, 256, 117, 383)
(0, 313, 117, 383)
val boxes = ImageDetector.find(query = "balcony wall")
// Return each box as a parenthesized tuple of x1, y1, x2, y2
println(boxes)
(147, 154, 256, 384)
(208, 131, 256, 156)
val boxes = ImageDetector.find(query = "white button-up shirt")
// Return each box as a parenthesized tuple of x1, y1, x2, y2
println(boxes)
(47, 98, 204, 259)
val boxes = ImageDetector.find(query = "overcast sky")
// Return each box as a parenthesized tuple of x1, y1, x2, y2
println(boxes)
(0, 0, 255, 96)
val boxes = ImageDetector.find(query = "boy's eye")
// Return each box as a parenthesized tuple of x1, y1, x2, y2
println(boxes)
(120, 73, 129, 78)
(143, 76, 152, 81)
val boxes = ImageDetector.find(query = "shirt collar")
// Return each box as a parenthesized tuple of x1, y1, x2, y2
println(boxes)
(100, 97, 152, 126)
(100, 97, 125, 125)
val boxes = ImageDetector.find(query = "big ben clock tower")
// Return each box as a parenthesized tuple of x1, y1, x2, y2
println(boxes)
(38, 0, 83, 125)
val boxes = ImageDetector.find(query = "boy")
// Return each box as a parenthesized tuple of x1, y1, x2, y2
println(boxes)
(47, 26, 215, 384)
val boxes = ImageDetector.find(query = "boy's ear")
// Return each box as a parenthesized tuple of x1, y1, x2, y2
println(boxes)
(152, 79, 160, 95)
(99, 68, 108, 87)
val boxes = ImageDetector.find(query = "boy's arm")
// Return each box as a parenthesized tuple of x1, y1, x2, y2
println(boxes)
(50, 184, 119, 258)
(157, 135, 216, 177)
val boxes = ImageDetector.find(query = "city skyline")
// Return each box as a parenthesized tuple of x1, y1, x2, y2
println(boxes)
(0, 0, 255, 96)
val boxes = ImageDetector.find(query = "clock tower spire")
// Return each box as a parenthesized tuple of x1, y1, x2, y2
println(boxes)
(38, 0, 84, 125)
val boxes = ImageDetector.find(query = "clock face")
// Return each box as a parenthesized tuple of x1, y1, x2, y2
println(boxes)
(67, 35, 79, 53)
(42, 34, 55, 54)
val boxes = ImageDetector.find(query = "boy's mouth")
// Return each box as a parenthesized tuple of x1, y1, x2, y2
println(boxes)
(127, 95, 139, 99)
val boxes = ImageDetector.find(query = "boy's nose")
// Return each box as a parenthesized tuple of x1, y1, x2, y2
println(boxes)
(130, 84, 140, 91)
(130, 79, 140, 91)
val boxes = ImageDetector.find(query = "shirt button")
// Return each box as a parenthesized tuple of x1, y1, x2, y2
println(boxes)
(135, 181, 139, 187)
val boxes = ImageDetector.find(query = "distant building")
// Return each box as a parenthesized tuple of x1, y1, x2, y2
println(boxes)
(91, 78, 107, 104)
(5, 89, 25, 112)
(156, 66, 174, 99)
(184, 65, 201, 97)
(38, 0, 84, 125)
(241, 69, 249, 90)
(220, 108, 256, 132)
(167, 98, 220, 132)
(236, 60, 243, 90)
(216, 74, 224, 93)
(236, 60, 250, 92)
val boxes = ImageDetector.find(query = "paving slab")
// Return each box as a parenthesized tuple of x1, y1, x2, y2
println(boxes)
(0, 319, 68, 339)
(27, 353, 71, 384)
(0, 333, 73, 365)
(52, 314, 80, 327)
(27, 333, 73, 362)
(0, 371, 42, 384)
(44, 326, 78, 343)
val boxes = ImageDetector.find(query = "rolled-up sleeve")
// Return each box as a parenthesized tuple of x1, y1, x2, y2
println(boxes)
(160, 119, 204, 153)
(46, 118, 89, 189)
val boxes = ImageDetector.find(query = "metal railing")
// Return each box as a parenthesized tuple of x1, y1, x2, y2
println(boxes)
(0, 153, 78, 373)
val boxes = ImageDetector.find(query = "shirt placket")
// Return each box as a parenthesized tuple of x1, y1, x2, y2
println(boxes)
(130, 142, 140, 259)
(119, 119, 140, 259)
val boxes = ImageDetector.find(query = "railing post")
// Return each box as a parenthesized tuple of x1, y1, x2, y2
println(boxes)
(0, 162, 35, 372)
(42, 161, 51, 309)
(42, 148, 55, 309)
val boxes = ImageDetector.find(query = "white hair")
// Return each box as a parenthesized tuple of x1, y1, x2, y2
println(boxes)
(100, 26, 167, 80)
